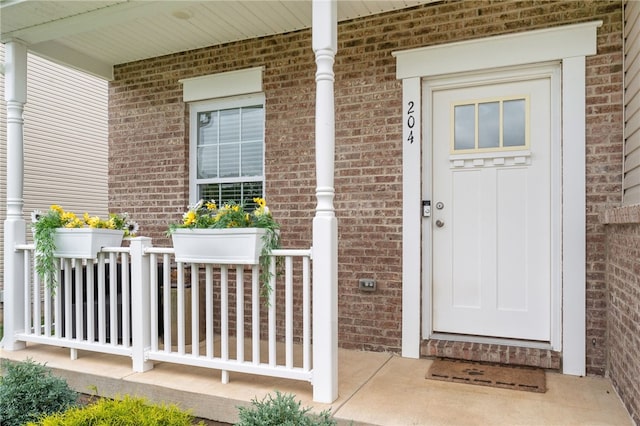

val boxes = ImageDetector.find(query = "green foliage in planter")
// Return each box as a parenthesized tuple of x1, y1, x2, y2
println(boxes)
(236, 391, 336, 426)
(27, 395, 205, 426)
(167, 198, 281, 299)
(0, 358, 78, 426)
(32, 205, 138, 289)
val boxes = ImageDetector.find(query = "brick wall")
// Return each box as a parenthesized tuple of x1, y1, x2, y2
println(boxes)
(109, 1, 623, 372)
(601, 207, 640, 425)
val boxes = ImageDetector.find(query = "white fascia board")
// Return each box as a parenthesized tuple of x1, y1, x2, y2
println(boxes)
(180, 67, 264, 102)
(393, 21, 602, 79)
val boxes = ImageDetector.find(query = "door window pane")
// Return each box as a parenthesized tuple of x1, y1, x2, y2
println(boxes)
(478, 102, 500, 149)
(454, 104, 475, 150)
(503, 99, 526, 147)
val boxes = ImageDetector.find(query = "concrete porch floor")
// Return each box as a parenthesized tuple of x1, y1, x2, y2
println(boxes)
(0, 343, 634, 426)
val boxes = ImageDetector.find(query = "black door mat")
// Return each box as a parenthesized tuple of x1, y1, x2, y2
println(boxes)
(426, 358, 546, 393)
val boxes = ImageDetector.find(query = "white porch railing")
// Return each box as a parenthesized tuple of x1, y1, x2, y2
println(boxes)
(12, 238, 313, 388)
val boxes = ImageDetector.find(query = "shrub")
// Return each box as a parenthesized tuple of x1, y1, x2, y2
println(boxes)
(28, 395, 205, 425)
(236, 391, 336, 426)
(0, 358, 78, 426)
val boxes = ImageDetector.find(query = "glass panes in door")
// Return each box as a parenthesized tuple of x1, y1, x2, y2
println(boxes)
(452, 96, 528, 153)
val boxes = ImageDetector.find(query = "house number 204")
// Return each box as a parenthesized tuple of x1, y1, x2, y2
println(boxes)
(407, 100, 415, 144)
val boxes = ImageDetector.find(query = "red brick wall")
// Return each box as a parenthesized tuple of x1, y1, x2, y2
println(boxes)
(109, 1, 623, 373)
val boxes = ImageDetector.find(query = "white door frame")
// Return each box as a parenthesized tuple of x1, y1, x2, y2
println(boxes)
(393, 21, 601, 376)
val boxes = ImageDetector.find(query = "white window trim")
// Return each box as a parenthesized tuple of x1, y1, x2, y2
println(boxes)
(188, 93, 266, 205)
(393, 21, 601, 377)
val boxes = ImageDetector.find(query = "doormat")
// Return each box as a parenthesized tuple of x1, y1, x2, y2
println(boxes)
(426, 358, 546, 393)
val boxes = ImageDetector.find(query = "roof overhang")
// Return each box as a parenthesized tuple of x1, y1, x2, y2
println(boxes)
(1, 0, 435, 80)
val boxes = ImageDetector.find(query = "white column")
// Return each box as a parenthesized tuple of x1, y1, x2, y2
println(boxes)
(311, 0, 338, 403)
(3, 41, 28, 350)
(129, 237, 154, 372)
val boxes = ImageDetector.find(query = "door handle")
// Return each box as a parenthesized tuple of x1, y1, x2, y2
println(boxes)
(435, 219, 445, 228)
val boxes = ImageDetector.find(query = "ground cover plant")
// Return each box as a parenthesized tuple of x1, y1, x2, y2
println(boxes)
(0, 358, 78, 426)
(27, 395, 206, 425)
(236, 391, 336, 426)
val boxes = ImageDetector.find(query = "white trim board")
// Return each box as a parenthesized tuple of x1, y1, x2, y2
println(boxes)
(394, 21, 601, 376)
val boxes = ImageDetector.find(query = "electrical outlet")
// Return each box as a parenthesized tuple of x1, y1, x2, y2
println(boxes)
(358, 278, 376, 292)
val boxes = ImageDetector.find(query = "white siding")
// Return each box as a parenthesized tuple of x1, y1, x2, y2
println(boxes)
(0, 44, 108, 294)
(624, 0, 640, 205)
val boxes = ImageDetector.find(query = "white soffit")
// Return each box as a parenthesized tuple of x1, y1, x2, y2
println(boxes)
(1, 1, 436, 80)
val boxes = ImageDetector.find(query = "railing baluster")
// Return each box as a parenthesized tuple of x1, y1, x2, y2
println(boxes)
(163, 255, 171, 351)
(150, 253, 158, 351)
(44, 273, 52, 337)
(206, 264, 214, 358)
(86, 259, 95, 342)
(32, 252, 41, 336)
(221, 265, 229, 384)
(73, 259, 83, 342)
(23, 251, 31, 334)
(177, 262, 185, 354)
(251, 264, 260, 365)
(236, 265, 244, 363)
(303, 255, 311, 372)
(268, 257, 276, 367)
(121, 252, 130, 348)
(63, 259, 72, 339)
(97, 255, 106, 344)
(109, 253, 117, 346)
(285, 256, 293, 369)
(191, 263, 199, 356)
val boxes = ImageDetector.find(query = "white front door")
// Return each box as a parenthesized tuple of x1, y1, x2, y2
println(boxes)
(429, 67, 558, 342)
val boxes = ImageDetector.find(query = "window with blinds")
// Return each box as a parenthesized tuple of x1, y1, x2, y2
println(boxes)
(190, 95, 264, 206)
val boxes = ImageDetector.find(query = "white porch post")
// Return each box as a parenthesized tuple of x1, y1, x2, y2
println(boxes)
(2, 40, 28, 350)
(129, 237, 154, 372)
(311, 0, 338, 403)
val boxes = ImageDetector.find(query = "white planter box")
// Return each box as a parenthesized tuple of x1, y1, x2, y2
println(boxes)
(171, 228, 267, 264)
(53, 228, 124, 259)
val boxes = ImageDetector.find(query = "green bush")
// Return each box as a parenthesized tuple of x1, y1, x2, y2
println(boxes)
(0, 358, 78, 426)
(236, 391, 336, 426)
(28, 395, 205, 425)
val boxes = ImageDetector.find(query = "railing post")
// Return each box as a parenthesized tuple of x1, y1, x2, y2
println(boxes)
(2, 40, 28, 351)
(130, 237, 153, 372)
(311, 0, 338, 404)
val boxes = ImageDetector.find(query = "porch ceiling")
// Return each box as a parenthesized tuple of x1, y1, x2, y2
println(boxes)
(0, 0, 434, 80)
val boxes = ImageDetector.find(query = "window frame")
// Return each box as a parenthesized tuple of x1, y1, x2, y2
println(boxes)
(188, 93, 266, 205)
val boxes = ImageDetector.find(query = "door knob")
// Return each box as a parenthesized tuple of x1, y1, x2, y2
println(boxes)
(435, 219, 445, 228)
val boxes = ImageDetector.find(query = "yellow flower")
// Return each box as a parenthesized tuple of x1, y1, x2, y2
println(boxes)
(183, 210, 196, 226)
(232, 205, 240, 212)
(206, 201, 217, 210)
(65, 218, 84, 228)
(85, 215, 102, 228)
(253, 197, 266, 208)
(51, 205, 64, 214)
(61, 211, 77, 223)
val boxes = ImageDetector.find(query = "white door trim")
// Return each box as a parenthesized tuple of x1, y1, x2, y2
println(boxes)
(394, 21, 601, 376)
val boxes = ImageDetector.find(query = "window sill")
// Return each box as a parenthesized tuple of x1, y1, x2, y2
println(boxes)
(599, 204, 640, 225)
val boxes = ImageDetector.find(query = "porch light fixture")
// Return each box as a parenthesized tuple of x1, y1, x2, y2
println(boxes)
(171, 10, 192, 20)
